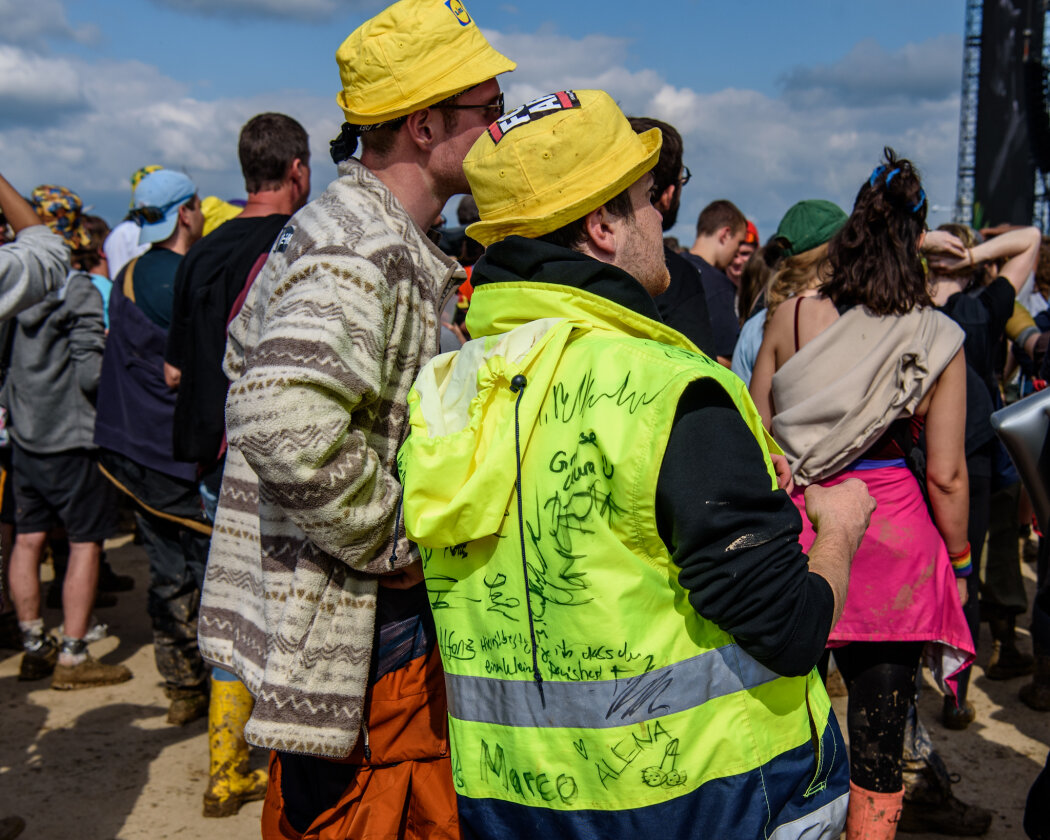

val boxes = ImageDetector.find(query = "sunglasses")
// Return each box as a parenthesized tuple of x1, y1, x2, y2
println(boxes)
(128, 192, 195, 225)
(438, 92, 505, 121)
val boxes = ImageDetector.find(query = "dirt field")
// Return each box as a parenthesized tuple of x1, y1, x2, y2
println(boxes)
(0, 535, 1047, 839)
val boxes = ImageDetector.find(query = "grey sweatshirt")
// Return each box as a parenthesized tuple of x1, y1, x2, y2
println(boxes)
(2, 270, 106, 453)
(0, 226, 69, 320)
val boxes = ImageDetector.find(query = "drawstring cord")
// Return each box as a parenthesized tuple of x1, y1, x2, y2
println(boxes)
(388, 489, 404, 569)
(510, 374, 545, 707)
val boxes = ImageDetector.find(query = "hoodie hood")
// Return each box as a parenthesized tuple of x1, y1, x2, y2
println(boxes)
(399, 237, 705, 549)
(16, 269, 80, 329)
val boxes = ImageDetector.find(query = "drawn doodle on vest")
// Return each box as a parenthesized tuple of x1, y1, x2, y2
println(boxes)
(549, 369, 663, 424)
(483, 571, 521, 620)
(427, 573, 481, 612)
(641, 739, 686, 788)
(548, 429, 615, 492)
(607, 666, 673, 721)
(438, 627, 476, 662)
(595, 719, 674, 789)
(522, 518, 594, 619)
(479, 739, 579, 805)
(540, 480, 624, 556)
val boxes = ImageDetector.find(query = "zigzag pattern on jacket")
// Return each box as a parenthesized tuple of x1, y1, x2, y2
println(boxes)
(197, 158, 462, 760)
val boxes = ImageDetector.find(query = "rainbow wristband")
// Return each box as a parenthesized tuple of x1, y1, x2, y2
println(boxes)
(949, 543, 972, 577)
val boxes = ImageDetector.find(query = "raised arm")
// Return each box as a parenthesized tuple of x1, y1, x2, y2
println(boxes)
(0, 172, 68, 318)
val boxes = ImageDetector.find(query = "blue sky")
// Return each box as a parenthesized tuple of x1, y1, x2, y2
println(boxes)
(2, 0, 967, 244)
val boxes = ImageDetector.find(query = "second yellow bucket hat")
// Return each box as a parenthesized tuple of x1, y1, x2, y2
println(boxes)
(464, 89, 662, 247)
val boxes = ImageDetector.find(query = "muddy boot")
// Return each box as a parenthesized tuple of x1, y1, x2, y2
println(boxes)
(50, 637, 132, 690)
(899, 749, 991, 835)
(167, 686, 209, 726)
(203, 677, 267, 818)
(17, 630, 57, 681)
(1020, 655, 1050, 711)
(846, 782, 903, 839)
(986, 615, 1035, 680)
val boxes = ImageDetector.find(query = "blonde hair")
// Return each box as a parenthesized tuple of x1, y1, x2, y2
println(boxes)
(764, 242, 832, 325)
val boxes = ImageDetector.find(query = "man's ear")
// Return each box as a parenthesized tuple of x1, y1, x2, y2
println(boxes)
(654, 184, 676, 216)
(717, 225, 733, 245)
(582, 205, 617, 258)
(404, 109, 437, 152)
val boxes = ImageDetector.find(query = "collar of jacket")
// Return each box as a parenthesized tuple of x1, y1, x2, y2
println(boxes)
(468, 236, 699, 352)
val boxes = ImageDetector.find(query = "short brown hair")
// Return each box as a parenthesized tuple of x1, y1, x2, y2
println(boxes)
(696, 199, 746, 238)
(536, 185, 636, 250)
(239, 113, 310, 193)
(359, 89, 467, 159)
(627, 117, 682, 196)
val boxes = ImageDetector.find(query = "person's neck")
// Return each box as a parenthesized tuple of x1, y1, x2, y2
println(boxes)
(362, 154, 444, 233)
(153, 231, 192, 256)
(238, 188, 295, 219)
(688, 236, 719, 268)
(929, 276, 964, 307)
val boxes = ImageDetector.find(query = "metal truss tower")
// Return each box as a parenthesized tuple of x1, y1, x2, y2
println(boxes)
(954, 0, 983, 225)
(1035, 7, 1050, 232)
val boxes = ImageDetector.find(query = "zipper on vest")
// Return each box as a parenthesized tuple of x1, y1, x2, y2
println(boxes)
(509, 373, 545, 707)
(361, 720, 371, 761)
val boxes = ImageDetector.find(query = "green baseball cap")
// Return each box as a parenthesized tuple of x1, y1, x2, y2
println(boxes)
(774, 199, 847, 257)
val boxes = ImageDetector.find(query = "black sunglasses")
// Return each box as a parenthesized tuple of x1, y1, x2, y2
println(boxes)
(680, 166, 691, 186)
(128, 193, 195, 225)
(438, 92, 505, 120)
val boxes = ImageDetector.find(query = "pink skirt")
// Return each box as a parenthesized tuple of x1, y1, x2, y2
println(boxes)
(790, 463, 975, 691)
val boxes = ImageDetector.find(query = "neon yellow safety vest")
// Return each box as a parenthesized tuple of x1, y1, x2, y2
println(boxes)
(399, 278, 848, 838)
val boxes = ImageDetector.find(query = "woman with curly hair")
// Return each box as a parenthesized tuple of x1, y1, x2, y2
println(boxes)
(750, 149, 974, 839)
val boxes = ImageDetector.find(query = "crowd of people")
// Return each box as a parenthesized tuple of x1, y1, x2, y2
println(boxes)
(3, 0, 1050, 839)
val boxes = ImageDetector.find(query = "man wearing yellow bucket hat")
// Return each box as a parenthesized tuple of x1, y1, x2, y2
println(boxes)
(195, 1, 513, 837)
(397, 89, 874, 838)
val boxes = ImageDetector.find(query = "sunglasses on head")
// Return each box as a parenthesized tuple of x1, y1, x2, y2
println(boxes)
(128, 192, 195, 225)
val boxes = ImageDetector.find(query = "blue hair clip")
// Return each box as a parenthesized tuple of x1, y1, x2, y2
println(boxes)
(884, 167, 902, 186)
(909, 188, 926, 214)
(868, 165, 887, 187)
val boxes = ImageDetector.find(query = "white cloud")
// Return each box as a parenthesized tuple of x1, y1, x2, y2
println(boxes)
(0, 0, 99, 47)
(1, 17, 963, 238)
(0, 44, 341, 221)
(485, 30, 962, 240)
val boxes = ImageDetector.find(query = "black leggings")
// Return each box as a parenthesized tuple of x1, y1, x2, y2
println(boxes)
(820, 641, 924, 793)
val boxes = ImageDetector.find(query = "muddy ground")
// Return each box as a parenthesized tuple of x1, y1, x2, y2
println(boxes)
(0, 535, 1047, 839)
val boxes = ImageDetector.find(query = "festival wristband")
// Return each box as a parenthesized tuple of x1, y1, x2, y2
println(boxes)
(949, 543, 972, 577)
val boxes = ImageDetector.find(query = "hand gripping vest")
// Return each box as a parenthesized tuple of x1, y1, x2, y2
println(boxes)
(399, 281, 849, 839)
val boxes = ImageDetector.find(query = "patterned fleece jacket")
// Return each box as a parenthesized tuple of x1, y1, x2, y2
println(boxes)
(197, 159, 462, 758)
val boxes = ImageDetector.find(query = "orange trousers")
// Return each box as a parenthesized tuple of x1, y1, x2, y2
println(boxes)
(261, 645, 458, 840)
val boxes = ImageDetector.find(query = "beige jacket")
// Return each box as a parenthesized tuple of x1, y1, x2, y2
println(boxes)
(771, 305, 964, 485)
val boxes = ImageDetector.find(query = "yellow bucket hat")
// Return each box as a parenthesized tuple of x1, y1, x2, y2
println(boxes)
(464, 90, 662, 247)
(335, 0, 516, 126)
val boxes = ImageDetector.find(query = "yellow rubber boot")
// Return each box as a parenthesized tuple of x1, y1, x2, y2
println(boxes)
(203, 677, 268, 818)
(846, 782, 904, 840)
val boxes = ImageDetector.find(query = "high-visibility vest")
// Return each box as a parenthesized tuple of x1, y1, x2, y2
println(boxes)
(400, 280, 849, 838)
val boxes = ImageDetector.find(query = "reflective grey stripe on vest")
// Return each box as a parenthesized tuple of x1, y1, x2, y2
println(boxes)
(445, 644, 780, 729)
(768, 790, 848, 840)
